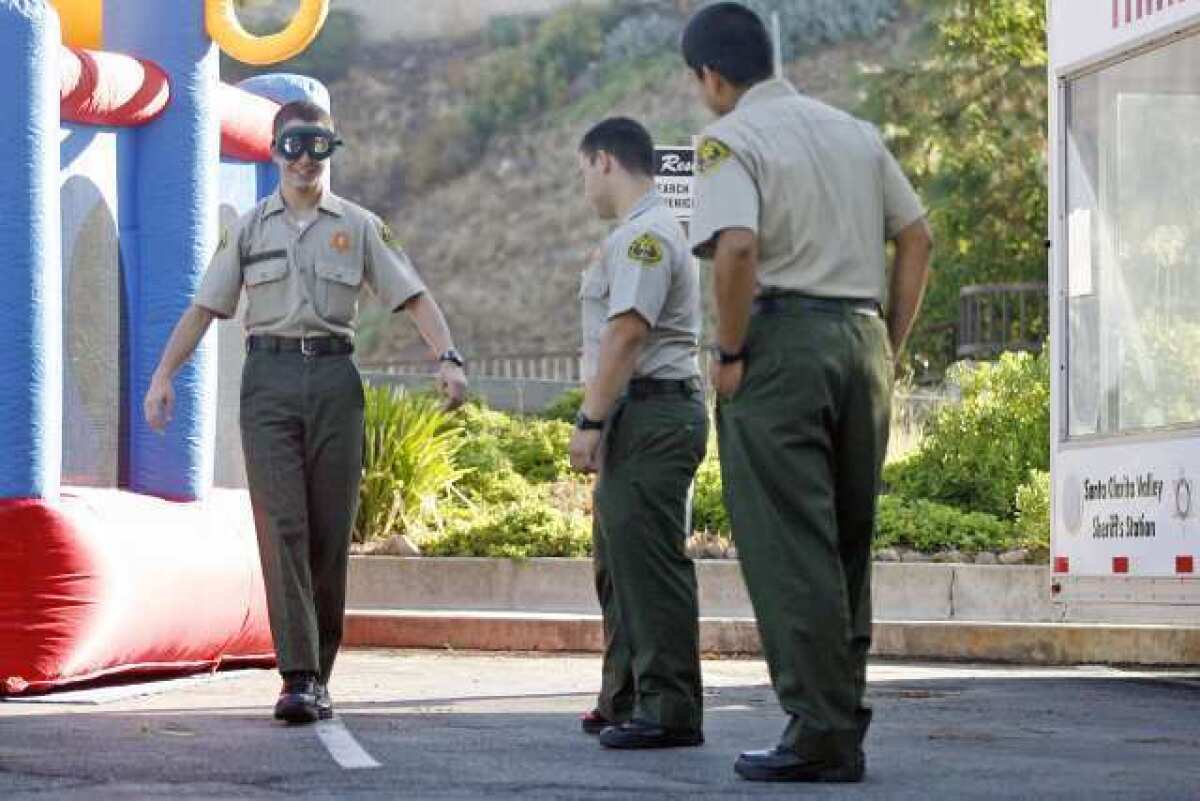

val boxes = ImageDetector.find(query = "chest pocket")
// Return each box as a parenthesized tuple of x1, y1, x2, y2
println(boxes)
(315, 259, 364, 323)
(243, 252, 289, 327)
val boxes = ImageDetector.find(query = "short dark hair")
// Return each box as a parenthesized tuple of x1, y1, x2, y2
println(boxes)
(579, 117, 655, 177)
(272, 100, 335, 139)
(682, 2, 774, 88)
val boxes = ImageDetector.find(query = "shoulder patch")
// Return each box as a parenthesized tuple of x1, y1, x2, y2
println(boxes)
(378, 221, 401, 249)
(627, 233, 665, 267)
(697, 137, 733, 175)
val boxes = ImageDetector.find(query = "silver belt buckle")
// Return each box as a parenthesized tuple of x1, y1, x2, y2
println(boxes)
(300, 335, 318, 358)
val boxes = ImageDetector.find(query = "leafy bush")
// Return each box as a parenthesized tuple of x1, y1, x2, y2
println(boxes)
(692, 450, 729, 536)
(542, 387, 584, 423)
(885, 350, 1050, 518)
(354, 386, 465, 544)
(709, 0, 900, 58)
(453, 402, 572, 490)
(466, 5, 607, 140)
(1014, 469, 1050, 554)
(875, 495, 1015, 554)
(424, 499, 590, 558)
(603, 13, 683, 64)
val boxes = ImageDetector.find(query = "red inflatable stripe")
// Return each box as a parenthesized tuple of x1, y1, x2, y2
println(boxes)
(58, 46, 279, 162)
(219, 82, 280, 162)
(59, 46, 170, 127)
(0, 490, 274, 696)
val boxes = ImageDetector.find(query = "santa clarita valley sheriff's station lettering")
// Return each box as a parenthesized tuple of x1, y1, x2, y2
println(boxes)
(655, 146, 694, 222)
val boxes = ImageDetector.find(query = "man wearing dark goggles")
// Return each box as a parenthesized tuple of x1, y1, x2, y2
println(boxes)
(144, 101, 468, 727)
(273, 125, 342, 162)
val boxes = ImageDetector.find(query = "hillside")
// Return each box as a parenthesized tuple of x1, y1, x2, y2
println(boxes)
(315, 5, 924, 362)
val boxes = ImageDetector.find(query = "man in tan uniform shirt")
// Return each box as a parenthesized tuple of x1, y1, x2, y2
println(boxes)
(571, 117, 707, 749)
(144, 101, 468, 725)
(682, 4, 933, 783)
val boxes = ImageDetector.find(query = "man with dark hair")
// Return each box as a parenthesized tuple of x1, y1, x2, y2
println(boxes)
(144, 100, 469, 724)
(682, 2, 933, 783)
(571, 116, 707, 749)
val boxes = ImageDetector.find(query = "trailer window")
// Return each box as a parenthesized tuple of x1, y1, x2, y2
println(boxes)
(1065, 35, 1200, 437)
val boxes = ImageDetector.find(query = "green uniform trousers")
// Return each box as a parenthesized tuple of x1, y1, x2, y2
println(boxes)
(240, 349, 365, 684)
(593, 389, 708, 732)
(717, 301, 891, 760)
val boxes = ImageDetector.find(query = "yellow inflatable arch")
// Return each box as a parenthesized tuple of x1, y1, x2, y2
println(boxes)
(206, 0, 329, 66)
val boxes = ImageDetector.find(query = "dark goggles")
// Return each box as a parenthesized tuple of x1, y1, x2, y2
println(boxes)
(273, 126, 343, 162)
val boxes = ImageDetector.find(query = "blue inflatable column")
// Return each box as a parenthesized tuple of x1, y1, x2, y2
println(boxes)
(107, 2, 219, 500)
(0, 1, 63, 500)
(238, 74, 331, 199)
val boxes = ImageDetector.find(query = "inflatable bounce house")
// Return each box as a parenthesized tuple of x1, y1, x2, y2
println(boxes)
(0, 0, 334, 695)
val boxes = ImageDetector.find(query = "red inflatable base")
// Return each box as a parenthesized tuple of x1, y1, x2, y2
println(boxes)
(0, 489, 274, 696)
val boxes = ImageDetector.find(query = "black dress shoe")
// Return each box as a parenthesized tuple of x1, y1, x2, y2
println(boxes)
(316, 684, 334, 720)
(273, 674, 320, 724)
(580, 709, 614, 735)
(598, 719, 704, 749)
(734, 746, 864, 783)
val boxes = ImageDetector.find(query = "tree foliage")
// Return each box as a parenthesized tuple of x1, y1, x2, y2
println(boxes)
(862, 0, 1048, 372)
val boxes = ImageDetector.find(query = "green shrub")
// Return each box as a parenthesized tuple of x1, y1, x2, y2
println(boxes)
(875, 495, 1016, 554)
(710, 0, 899, 58)
(424, 499, 590, 558)
(1014, 469, 1050, 554)
(453, 402, 572, 489)
(354, 386, 465, 544)
(542, 387, 584, 423)
(885, 350, 1050, 518)
(692, 450, 729, 536)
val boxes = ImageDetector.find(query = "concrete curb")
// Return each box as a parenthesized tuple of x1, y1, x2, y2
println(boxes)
(348, 556, 1056, 622)
(344, 610, 1200, 666)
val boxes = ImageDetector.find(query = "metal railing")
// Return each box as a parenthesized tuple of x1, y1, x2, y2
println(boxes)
(361, 350, 584, 382)
(957, 282, 1048, 360)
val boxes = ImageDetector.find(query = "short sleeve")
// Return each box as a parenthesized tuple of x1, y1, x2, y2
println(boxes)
(881, 143, 925, 238)
(607, 229, 672, 327)
(195, 218, 245, 318)
(689, 135, 759, 259)
(364, 215, 426, 311)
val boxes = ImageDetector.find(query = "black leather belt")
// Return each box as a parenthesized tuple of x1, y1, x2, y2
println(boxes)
(628, 377, 701, 400)
(752, 292, 881, 317)
(246, 334, 354, 356)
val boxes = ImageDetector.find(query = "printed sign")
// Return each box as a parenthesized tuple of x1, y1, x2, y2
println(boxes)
(654, 146, 694, 222)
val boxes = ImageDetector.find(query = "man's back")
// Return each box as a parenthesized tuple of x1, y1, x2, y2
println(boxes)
(694, 79, 923, 301)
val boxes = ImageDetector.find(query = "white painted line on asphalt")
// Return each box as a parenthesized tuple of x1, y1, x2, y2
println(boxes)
(315, 717, 381, 770)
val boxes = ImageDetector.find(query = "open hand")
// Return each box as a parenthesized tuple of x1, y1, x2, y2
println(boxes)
(438, 362, 468, 411)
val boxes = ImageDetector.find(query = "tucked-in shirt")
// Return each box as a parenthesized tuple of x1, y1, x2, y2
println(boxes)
(689, 79, 925, 303)
(580, 191, 701, 382)
(196, 190, 426, 338)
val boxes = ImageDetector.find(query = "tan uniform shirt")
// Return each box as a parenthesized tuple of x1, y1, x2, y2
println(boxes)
(689, 79, 925, 302)
(196, 190, 426, 338)
(580, 191, 701, 382)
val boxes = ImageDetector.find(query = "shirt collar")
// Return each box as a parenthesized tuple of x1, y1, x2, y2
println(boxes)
(263, 189, 345, 218)
(735, 78, 798, 111)
(623, 189, 660, 224)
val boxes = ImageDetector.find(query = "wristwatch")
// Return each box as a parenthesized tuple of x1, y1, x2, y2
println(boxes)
(438, 348, 466, 369)
(575, 411, 605, 431)
(710, 344, 748, 365)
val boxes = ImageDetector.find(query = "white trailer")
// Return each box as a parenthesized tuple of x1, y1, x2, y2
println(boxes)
(1049, 0, 1200, 623)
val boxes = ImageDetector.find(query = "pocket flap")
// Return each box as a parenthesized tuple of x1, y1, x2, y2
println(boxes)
(245, 258, 287, 286)
(316, 260, 363, 287)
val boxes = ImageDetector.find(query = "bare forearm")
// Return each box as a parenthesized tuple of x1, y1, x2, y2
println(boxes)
(403, 292, 456, 356)
(712, 231, 758, 353)
(582, 317, 647, 420)
(887, 221, 933, 357)
(152, 306, 216, 382)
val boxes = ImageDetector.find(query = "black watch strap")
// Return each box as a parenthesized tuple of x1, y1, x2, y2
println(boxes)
(711, 345, 748, 365)
(438, 348, 465, 368)
(575, 411, 605, 431)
